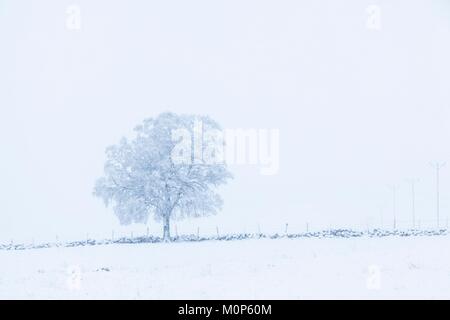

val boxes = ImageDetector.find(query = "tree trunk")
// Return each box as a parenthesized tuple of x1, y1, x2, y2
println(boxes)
(163, 213, 171, 242)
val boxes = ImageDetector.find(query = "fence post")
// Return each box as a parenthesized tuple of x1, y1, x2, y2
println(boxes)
(216, 226, 220, 238)
(112, 230, 115, 242)
(306, 222, 309, 233)
(197, 227, 200, 240)
(146, 227, 149, 238)
(285, 223, 289, 235)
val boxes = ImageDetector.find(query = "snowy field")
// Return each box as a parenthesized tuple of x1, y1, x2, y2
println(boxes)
(1, 236, 450, 299)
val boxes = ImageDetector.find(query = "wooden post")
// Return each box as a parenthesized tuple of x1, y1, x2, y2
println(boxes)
(216, 226, 220, 238)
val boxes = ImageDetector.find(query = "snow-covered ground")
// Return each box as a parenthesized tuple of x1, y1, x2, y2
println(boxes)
(1, 236, 450, 299)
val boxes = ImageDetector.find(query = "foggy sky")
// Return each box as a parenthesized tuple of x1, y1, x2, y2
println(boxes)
(1, 0, 450, 243)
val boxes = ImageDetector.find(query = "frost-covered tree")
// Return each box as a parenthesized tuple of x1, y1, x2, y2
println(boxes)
(94, 112, 232, 241)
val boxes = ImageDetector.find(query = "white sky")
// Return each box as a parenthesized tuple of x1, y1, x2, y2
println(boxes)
(1, 0, 450, 243)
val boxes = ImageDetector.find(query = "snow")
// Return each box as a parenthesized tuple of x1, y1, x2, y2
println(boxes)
(1, 236, 450, 299)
